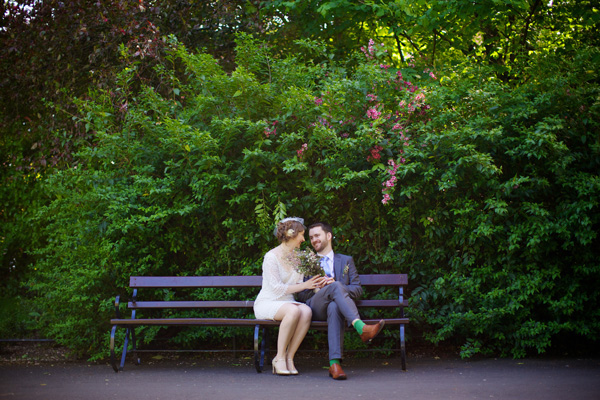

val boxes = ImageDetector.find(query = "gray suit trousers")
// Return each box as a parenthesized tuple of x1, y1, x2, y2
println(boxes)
(306, 281, 361, 360)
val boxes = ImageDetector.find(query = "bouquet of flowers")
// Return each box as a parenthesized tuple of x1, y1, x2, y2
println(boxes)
(288, 248, 324, 277)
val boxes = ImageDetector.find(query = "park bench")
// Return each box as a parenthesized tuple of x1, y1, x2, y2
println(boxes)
(109, 274, 409, 373)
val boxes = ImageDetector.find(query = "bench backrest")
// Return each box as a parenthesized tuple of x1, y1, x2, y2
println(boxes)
(129, 274, 407, 288)
(126, 274, 408, 312)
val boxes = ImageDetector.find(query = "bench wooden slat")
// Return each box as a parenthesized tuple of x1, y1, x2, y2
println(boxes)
(358, 299, 409, 307)
(127, 299, 409, 309)
(129, 274, 408, 288)
(112, 318, 271, 326)
(129, 301, 256, 308)
(110, 318, 410, 327)
(130, 276, 263, 288)
(359, 274, 408, 285)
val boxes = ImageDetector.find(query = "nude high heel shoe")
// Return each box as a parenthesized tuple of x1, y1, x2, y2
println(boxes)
(272, 358, 291, 375)
(286, 358, 298, 375)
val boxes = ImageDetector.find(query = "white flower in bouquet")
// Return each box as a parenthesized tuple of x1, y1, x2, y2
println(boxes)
(288, 248, 324, 277)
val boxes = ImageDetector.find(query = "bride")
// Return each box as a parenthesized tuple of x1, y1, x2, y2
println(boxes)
(254, 217, 324, 375)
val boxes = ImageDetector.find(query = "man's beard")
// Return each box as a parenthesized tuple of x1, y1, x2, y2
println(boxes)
(312, 240, 328, 253)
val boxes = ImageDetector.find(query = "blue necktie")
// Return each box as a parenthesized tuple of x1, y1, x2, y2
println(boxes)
(321, 256, 332, 277)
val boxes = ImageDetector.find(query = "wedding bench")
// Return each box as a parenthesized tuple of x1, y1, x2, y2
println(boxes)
(109, 274, 409, 373)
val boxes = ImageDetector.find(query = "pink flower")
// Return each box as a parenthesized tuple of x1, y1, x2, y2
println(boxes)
(361, 39, 378, 60)
(366, 107, 381, 120)
(297, 143, 308, 159)
(317, 117, 332, 128)
(367, 94, 378, 102)
(367, 145, 383, 162)
(388, 159, 400, 174)
(429, 72, 437, 80)
(314, 97, 323, 105)
(382, 193, 390, 204)
(368, 39, 375, 53)
(264, 127, 276, 137)
(264, 120, 278, 137)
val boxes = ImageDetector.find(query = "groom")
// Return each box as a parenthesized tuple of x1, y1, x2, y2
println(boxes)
(296, 222, 384, 380)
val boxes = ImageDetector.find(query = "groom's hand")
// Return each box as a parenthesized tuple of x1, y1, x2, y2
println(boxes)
(315, 276, 334, 288)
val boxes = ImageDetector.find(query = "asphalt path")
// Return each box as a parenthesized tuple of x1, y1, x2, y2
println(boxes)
(1, 355, 599, 400)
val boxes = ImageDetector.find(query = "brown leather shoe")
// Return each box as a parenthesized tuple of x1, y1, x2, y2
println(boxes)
(360, 320, 385, 343)
(328, 363, 347, 380)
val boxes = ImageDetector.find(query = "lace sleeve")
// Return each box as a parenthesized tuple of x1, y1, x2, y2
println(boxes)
(262, 252, 289, 298)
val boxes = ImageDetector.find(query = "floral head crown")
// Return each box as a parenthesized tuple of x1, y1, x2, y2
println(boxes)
(273, 217, 305, 237)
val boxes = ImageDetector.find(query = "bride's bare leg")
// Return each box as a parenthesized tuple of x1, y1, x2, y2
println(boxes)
(273, 304, 301, 369)
(285, 304, 312, 372)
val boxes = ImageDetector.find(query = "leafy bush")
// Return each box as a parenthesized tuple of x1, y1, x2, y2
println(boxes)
(396, 49, 600, 357)
(28, 36, 600, 359)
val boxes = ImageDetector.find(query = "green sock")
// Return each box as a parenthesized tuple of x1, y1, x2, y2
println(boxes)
(330, 359, 341, 366)
(353, 320, 366, 335)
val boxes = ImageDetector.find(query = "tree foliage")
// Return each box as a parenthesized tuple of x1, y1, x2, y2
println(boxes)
(264, 0, 599, 76)
(0, 0, 264, 307)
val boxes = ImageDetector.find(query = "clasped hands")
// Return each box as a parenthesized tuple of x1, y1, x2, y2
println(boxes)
(304, 275, 334, 290)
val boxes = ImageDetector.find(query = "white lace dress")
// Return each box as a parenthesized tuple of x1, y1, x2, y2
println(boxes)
(253, 247, 304, 320)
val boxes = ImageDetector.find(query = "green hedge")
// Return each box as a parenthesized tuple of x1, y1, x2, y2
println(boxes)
(28, 36, 599, 359)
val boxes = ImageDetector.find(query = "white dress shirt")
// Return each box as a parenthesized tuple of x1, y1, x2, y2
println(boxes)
(318, 250, 335, 279)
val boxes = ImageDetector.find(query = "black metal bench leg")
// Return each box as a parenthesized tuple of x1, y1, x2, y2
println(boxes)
(400, 324, 407, 371)
(110, 325, 119, 373)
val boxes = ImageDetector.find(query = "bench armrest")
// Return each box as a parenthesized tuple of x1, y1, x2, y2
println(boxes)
(114, 295, 122, 319)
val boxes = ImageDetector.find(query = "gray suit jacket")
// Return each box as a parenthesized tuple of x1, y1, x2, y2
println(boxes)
(296, 253, 363, 303)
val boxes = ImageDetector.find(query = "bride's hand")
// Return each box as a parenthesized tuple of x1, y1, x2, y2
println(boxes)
(303, 276, 322, 290)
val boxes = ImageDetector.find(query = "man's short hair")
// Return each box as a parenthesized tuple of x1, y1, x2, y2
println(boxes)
(308, 222, 332, 235)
